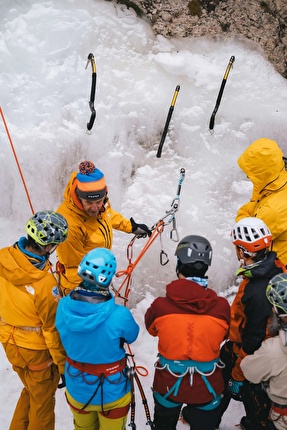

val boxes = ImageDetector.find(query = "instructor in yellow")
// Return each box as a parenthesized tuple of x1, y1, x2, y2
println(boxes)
(0, 211, 68, 430)
(56, 160, 151, 295)
(236, 138, 287, 266)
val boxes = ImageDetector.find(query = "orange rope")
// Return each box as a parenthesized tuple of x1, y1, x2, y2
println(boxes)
(114, 220, 165, 302)
(0, 107, 34, 214)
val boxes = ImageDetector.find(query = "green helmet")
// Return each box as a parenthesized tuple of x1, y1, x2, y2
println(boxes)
(266, 273, 287, 315)
(25, 211, 68, 246)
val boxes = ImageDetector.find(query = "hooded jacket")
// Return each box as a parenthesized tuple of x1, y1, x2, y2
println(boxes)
(56, 172, 132, 292)
(229, 251, 286, 381)
(236, 138, 287, 265)
(0, 243, 66, 373)
(55, 290, 139, 405)
(145, 278, 230, 404)
(241, 329, 287, 407)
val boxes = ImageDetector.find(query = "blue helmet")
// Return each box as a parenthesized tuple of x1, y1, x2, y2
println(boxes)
(78, 248, 117, 289)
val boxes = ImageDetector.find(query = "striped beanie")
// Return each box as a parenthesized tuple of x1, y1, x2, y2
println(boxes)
(76, 161, 106, 201)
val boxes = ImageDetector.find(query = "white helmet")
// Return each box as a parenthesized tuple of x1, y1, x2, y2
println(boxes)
(231, 217, 272, 253)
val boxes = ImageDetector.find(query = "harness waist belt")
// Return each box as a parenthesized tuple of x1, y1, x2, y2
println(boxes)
(0, 317, 42, 332)
(66, 356, 126, 376)
(158, 354, 220, 374)
(272, 402, 287, 415)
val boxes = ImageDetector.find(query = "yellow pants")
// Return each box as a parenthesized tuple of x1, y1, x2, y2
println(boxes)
(66, 390, 131, 430)
(4, 343, 59, 430)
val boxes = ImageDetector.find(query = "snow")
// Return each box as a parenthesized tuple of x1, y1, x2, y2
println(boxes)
(1, 0, 286, 428)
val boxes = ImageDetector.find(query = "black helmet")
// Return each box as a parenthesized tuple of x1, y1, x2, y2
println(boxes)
(175, 235, 212, 266)
(175, 235, 212, 278)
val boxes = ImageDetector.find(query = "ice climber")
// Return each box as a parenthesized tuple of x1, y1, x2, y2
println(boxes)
(56, 160, 151, 295)
(145, 235, 230, 430)
(0, 210, 68, 430)
(236, 138, 287, 266)
(218, 217, 286, 430)
(55, 247, 140, 430)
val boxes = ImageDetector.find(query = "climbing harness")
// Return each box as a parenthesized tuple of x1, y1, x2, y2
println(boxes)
(113, 167, 185, 304)
(209, 55, 235, 131)
(85, 53, 97, 131)
(156, 85, 180, 158)
(154, 354, 224, 411)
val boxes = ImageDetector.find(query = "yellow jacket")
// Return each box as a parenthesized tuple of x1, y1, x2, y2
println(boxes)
(236, 138, 287, 265)
(56, 172, 132, 292)
(0, 244, 66, 373)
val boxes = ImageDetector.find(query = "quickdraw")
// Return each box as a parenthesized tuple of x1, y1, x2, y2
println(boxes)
(112, 167, 185, 304)
(85, 53, 97, 131)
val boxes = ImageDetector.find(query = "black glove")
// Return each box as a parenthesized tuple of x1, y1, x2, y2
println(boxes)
(130, 217, 151, 237)
(58, 373, 66, 389)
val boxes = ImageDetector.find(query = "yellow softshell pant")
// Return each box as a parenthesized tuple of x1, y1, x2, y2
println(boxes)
(66, 390, 131, 430)
(3, 343, 60, 430)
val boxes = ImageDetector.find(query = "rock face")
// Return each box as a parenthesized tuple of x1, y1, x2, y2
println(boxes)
(124, 0, 287, 78)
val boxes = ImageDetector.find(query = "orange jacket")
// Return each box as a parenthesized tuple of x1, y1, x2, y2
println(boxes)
(0, 242, 66, 373)
(56, 172, 132, 292)
(145, 278, 230, 404)
(229, 252, 286, 381)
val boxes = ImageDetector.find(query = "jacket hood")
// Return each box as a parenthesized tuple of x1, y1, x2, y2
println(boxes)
(166, 278, 220, 314)
(0, 245, 49, 286)
(57, 293, 116, 333)
(238, 138, 287, 199)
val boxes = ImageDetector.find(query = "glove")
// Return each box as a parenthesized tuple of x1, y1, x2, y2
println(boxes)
(130, 217, 151, 237)
(228, 378, 243, 401)
(58, 374, 66, 389)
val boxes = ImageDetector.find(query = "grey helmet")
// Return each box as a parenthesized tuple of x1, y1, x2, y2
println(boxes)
(175, 235, 213, 266)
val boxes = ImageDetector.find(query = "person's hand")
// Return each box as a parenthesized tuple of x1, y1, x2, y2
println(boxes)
(228, 378, 243, 401)
(58, 374, 66, 389)
(130, 217, 151, 237)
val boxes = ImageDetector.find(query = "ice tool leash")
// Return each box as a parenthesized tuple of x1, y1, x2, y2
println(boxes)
(209, 55, 235, 131)
(85, 53, 97, 131)
(113, 167, 185, 304)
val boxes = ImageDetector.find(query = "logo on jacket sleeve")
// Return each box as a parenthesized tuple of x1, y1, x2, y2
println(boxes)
(25, 285, 35, 295)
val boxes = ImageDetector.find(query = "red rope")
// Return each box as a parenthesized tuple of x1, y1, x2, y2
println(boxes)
(0, 107, 34, 214)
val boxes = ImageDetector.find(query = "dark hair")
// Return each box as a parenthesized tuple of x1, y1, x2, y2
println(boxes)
(26, 235, 45, 252)
(176, 260, 208, 278)
(240, 247, 269, 262)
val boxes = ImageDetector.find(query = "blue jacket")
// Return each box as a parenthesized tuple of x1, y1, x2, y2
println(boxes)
(55, 290, 139, 405)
